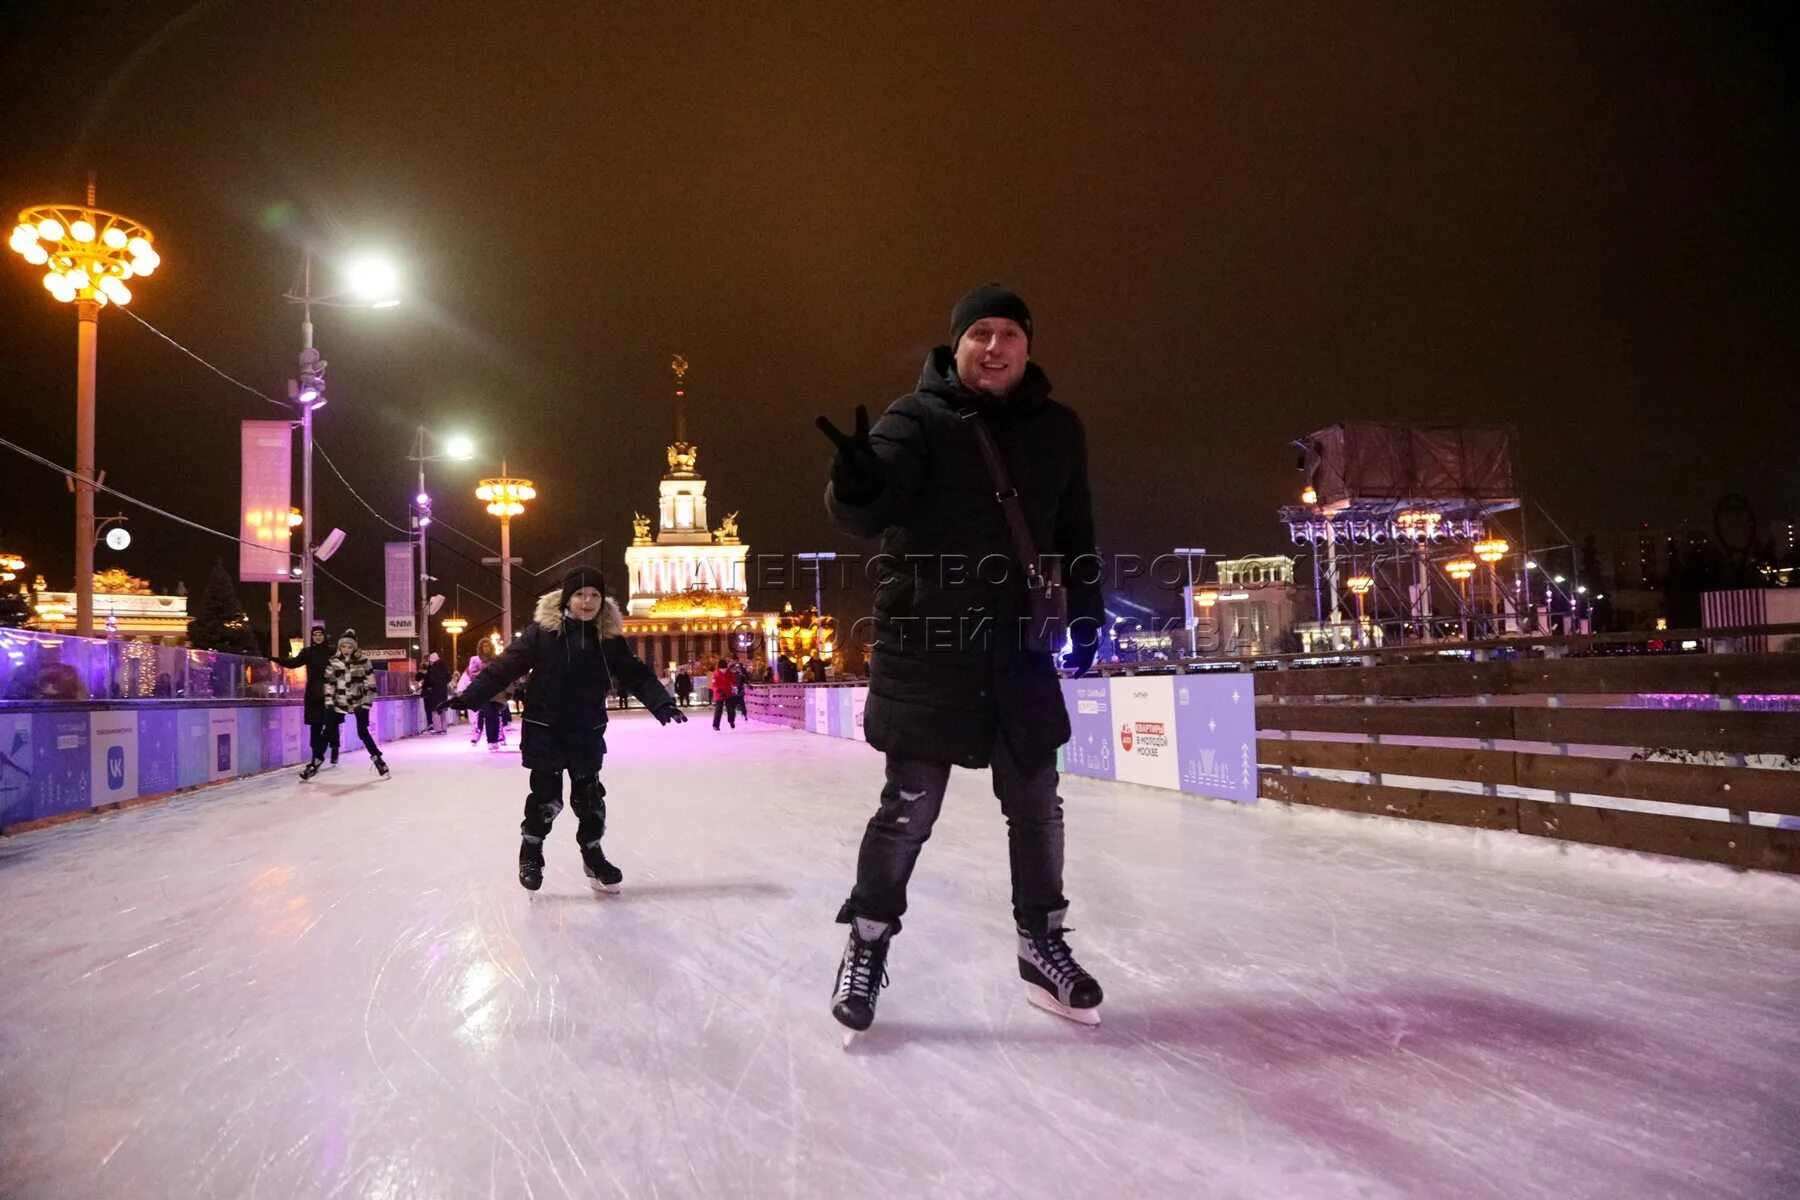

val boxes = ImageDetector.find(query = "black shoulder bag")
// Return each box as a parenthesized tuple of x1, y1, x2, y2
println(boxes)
(962, 411, 1067, 655)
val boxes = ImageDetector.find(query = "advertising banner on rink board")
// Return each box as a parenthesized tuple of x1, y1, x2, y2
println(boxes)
(384, 542, 416, 639)
(1109, 677, 1181, 790)
(1172, 674, 1257, 803)
(239, 421, 293, 582)
(1061, 678, 1116, 781)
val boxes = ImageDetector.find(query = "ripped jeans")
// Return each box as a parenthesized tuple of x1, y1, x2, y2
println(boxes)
(843, 738, 1067, 932)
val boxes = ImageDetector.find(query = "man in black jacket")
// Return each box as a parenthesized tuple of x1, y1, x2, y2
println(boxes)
(448, 566, 685, 893)
(815, 284, 1105, 1039)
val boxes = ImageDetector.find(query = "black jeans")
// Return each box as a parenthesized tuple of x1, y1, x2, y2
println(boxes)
(308, 720, 338, 762)
(713, 697, 736, 729)
(478, 702, 505, 744)
(845, 737, 1068, 931)
(522, 766, 607, 847)
(347, 708, 379, 757)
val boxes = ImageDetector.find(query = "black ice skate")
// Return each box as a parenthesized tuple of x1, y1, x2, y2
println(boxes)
(298, 759, 322, 782)
(372, 755, 391, 779)
(831, 916, 892, 1046)
(1018, 907, 1103, 1026)
(581, 842, 623, 893)
(518, 837, 544, 891)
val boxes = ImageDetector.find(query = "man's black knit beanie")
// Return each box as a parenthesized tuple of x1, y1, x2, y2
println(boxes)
(950, 284, 1033, 348)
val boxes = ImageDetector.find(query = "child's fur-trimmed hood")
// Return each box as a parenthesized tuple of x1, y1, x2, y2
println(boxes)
(533, 590, 624, 636)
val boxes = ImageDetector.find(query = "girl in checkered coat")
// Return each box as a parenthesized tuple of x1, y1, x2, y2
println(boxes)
(318, 629, 389, 779)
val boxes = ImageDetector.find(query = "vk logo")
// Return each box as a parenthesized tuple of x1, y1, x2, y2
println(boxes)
(106, 745, 126, 790)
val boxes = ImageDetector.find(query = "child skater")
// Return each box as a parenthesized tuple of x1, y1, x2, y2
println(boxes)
(446, 566, 686, 892)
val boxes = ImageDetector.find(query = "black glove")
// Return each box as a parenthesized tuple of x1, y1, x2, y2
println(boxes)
(653, 701, 687, 726)
(815, 405, 884, 502)
(1062, 636, 1099, 679)
(437, 695, 471, 715)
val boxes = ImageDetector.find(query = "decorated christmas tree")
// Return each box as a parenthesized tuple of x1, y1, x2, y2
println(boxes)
(187, 559, 263, 655)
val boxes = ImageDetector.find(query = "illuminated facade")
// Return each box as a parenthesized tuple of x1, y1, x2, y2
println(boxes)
(620, 357, 780, 670)
(33, 570, 189, 644)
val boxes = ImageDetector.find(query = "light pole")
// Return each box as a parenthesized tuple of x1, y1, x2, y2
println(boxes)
(1347, 575, 1373, 644)
(283, 249, 400, 638)
(1474, 538, 1510, 635)
(794, 552, 837, 624)
(1446, 558, 1477, 641)
(408, 428, 474, 659)
(441, 615, 468, 672)
(1173, 547, 1206, 651)
(9, 184, 160, 637)
(477, 462, 535, 642)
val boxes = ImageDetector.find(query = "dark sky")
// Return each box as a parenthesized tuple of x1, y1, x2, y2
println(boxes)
(2, 1, 1797, 641)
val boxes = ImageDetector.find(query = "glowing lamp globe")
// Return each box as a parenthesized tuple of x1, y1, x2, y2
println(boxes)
(12, 202, 157, 308)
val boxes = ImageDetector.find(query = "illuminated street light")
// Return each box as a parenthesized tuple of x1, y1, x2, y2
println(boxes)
(477, 461, 535, 641)
(9, 183, 159, 637)
(441, 614, 468, 670)
(345, 255, 400, 303)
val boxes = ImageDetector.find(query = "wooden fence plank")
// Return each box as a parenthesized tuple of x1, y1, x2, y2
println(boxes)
(1259, 772, 1518, 830)
(1257, 704, 1513, 739)
(1252, 653, 1800, 699)
(1516, 798, 1800, 874)
(1511, 708, 1800, 756)
(1257, 738, 1518, 785)
(1513, 754, 1800, 817)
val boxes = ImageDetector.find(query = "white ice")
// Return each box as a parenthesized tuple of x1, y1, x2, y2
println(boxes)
(2, 715, 1797, 1199)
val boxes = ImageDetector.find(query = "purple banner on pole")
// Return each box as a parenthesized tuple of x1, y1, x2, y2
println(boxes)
(1060, 678, 1116, 780)
(240, 420, 293, 582)
(384, 542, 416, 640)
(1173, 674, 1258, 803)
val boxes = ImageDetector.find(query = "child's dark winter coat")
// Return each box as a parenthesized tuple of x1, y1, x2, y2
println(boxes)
(458, 590, 673, 774)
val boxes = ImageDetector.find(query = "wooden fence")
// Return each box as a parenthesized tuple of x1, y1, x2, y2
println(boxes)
(1256, 650, 1800, 874)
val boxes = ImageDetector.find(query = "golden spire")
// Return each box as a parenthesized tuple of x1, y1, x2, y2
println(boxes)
(666, 353, 697, 475)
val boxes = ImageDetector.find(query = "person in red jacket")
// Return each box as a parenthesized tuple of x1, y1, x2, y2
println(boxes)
(710, 659, 737, 731)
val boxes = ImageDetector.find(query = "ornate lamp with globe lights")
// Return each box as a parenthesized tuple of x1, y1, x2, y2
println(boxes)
(476, 463, 535, 642)
(8, 184, 160, 637)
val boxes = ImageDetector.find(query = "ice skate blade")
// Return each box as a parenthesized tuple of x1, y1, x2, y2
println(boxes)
(1025, 985, 1101, 1026)
(840, 1027, 861, 1049)
(586, 878, 621, 895)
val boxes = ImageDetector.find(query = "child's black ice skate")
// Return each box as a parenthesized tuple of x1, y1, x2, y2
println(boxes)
(372, 754, 391, 779)
(518, 837, 544, 892)
(298, 759, 322, 782)
(580, 842, 623, 893)
(831, 916, 892, 1047)
(1018, 907, 1103, 1026)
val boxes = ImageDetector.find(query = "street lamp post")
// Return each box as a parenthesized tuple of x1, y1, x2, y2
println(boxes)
(9, 183, 160, 637)
(1347, 575, 1373, 644)
(794, 552, 837, 626)
(1173, 547, 1206, 653)
(1446, 558, 1477, 641)
(440, 615, 468, 673)
(283, 249, 400, 639)
(408, 428, 474, 660)
(1474, 538, 1510, 635)
(477, 462, 535, 642)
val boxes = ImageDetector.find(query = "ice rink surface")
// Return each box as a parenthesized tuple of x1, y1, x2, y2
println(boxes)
(2, 714, 1797, 1199)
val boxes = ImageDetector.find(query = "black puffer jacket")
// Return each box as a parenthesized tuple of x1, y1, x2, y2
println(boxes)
(825, 348, 1104, 770)
(459, 592, 671, 736)
(273, 639, 336, 725)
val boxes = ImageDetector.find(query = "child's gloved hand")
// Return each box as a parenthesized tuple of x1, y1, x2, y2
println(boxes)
(437, 696, 470, 715)
(653, 701, 687, 726)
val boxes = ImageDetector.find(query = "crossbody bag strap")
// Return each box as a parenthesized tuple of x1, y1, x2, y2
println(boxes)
(961, 410, 1045, 587)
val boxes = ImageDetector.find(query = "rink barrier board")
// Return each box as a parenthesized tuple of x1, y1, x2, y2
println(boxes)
(0, 697, 425, 835)
(746, 676, 1260, 805)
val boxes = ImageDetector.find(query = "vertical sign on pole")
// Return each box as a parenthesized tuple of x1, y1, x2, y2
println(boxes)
(239, 421, 294, 582)
(384, 542, 417, 639)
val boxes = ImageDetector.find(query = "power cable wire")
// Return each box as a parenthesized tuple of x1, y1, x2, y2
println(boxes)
(117, 307, 288, 410)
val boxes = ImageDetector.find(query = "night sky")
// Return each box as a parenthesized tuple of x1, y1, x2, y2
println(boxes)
(2, 2, 1796, 644)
